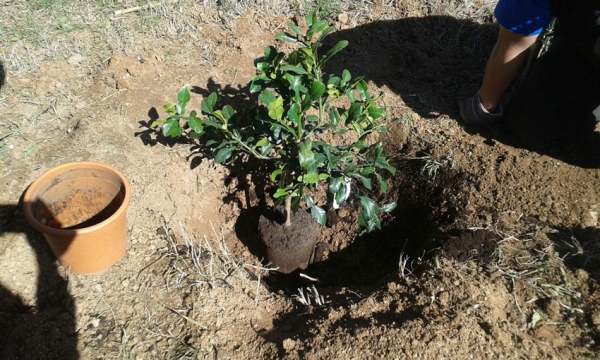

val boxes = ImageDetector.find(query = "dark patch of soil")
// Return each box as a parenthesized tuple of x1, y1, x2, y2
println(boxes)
(441, 229, 499, 262)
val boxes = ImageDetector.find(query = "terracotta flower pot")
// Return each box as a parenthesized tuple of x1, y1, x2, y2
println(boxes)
(23, 162, 131, 274)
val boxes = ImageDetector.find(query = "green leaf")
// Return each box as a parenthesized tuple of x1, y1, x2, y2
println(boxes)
(177, 86, 190, 113)
(188, 116, 204, 133)
(311, 205, 326, 226)
(222, 105, 236, 120)
(304, 195, 326, 226)
(307, 20, 328, 41)
(256, 61, 269, 73)
(329, 107, 340, 127)
(250, 78, 265, 93)
(270, 168, 283, 182)
(316, 26, 335, 44)
(212, 110, 228, 124)
(275, 32, 305, 46)
(259, 90, 276, 106)
(358, 210, 371, 230)
(346, 89, 356, 102)
(360, 176, 372, 190)
(306, 13, 316, 27)
(285, 74, 308, 99)
(214, 147, 232, 164)
(190, 130, 203, 139)
(354, 139, 367, 150)
(309, 81, 325, 101)
(163, 119, 183, 138)
(347, 103, 364, 123)
(381, 202, 397, 213)
(201, 93, 217, 114)
(299, 47, 314, 58)
(164, 103, 177, 115)
(329, 177, 342, 194)
(150, 119, 165, 129)
(356, 80, 368, 100)
(368, 106, 386, 119)
(261, 143, 275, 156)
(288, 104, 300, 126)
(305, 115, 318, 122)
(256, 138, 269, 148)
(298, 139, 314, 171)
(327, 74, 340, 84)
(361, 166, 375, 175)
(264, 45, 277, 60)
(324, 40, 349, 62)
(267, 96, 284, 121)
(375, 173, 388, 193)
(349, 172, 372, 190)
(341, 70, 351, 87)
(291, 195, 301, 213)
(360, 196, 376, 221)
(335, 184, 348, 206)
(281, 64, 309, 75)
(303, 172, 320, 184)
(288, 23, 303, 36)
(274, 188, 289, 199)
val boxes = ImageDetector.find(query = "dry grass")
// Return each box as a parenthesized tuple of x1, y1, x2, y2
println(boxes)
(487, 227, 587, 322)
(0, 0, 497, 160)
(151, 218, 275, 303)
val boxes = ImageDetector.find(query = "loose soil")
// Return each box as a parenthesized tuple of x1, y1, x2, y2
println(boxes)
(2, 2, 600, 359)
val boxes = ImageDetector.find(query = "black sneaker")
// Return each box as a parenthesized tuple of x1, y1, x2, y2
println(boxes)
(458, 91, 503, 126)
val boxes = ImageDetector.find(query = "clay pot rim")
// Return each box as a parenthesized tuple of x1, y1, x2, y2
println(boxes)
(23, 161, 131, 236)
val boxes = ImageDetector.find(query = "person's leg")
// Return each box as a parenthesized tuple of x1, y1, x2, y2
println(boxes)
(479, 26, 539, 112)
(458, 0, 553, 126)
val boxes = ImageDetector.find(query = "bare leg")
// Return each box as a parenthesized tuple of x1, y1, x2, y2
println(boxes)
(479, 26, 538, 112)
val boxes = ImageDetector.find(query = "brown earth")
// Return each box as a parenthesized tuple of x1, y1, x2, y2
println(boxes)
(1, 2, 600, 359)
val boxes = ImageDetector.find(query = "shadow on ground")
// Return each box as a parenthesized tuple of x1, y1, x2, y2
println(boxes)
(0, 203, 78, 359)
(322, 16, 600, 168)
(548, 226, 600, 282)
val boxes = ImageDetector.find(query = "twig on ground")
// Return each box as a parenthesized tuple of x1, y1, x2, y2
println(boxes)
(299, 273, 318, 282)
(114, 0, 178, 16)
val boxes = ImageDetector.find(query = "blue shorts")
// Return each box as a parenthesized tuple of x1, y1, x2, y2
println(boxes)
(495, 0, 553, 36)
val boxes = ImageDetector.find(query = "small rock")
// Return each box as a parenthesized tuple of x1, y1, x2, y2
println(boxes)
(544, 299, 562, 321)
(338, 13, 348, 25)
(68, 54, 83, 65)
(90, 317, 100, 328)
(576, 269, 590, 282)
(282, 338, 296, 351)
(581, 207, 598, 227)
(438, 291, 450, 306)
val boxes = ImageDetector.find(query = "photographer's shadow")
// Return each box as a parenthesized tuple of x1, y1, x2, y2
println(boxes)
(322, 16, 600, 168)
(0, 204, 78, 359)
(323, 16, 497, 119)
